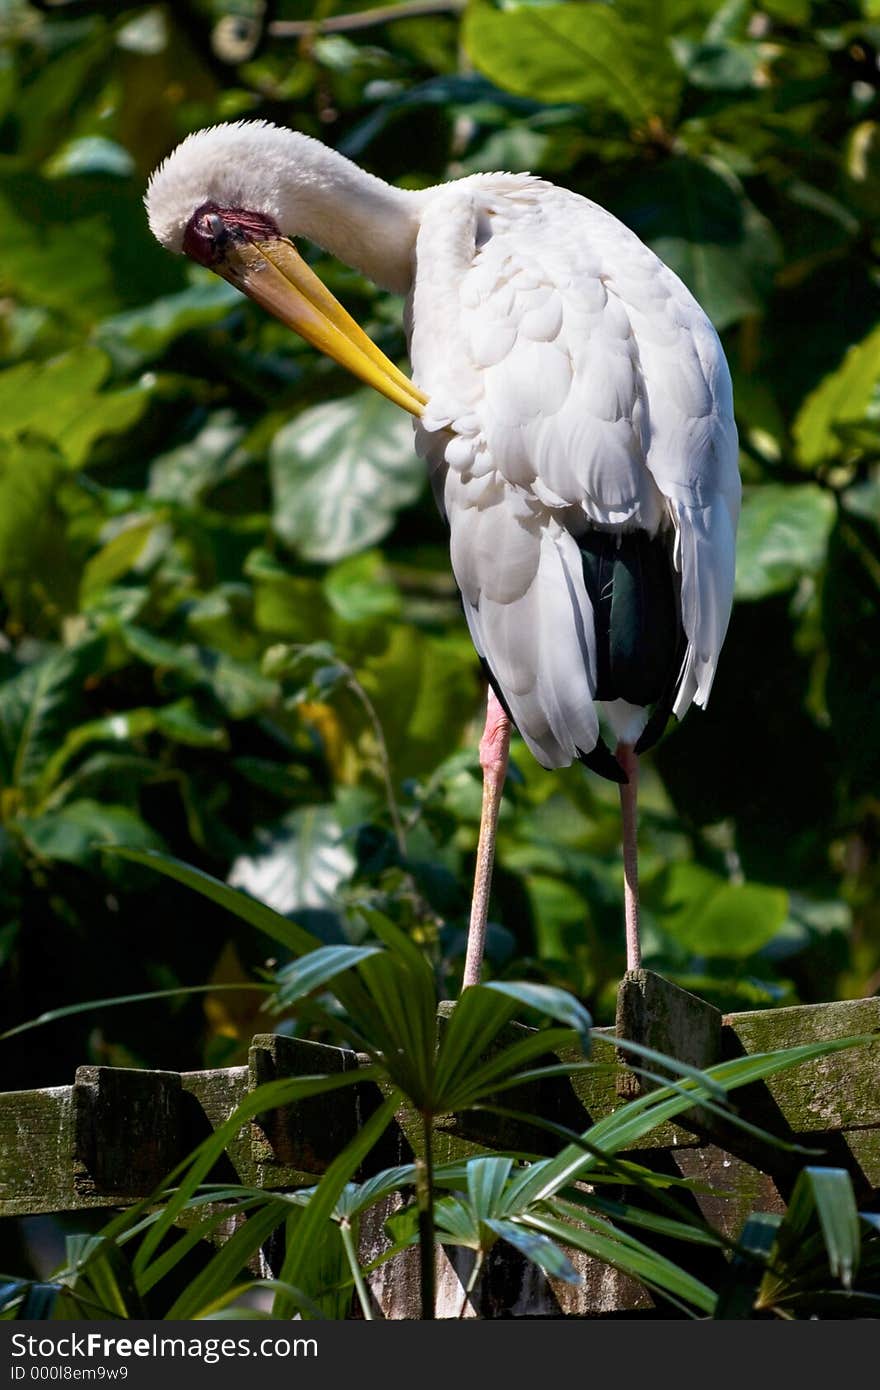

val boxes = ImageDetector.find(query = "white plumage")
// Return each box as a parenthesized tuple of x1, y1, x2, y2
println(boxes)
(147, 121, 740, 771)
(409, 175, 739, 766)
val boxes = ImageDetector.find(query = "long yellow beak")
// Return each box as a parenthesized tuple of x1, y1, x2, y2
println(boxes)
(217, 237, 427, 417)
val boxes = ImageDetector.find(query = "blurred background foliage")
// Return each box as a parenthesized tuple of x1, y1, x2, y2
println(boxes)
(0, 0, 879, 1092)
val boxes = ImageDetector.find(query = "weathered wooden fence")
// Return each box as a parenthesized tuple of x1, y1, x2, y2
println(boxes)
(2, 971, 878, 1317)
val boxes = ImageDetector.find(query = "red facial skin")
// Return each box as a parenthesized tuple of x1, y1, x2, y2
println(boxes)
(182, 203, 281, 266)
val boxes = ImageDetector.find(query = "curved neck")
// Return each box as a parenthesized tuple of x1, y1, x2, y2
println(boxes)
(277, 136, 425, 295)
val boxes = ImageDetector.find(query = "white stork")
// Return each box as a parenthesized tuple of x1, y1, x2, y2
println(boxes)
(146, 121, 740, 987)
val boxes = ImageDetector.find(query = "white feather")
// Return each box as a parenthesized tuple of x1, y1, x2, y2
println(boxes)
(411, 179, 740, 758)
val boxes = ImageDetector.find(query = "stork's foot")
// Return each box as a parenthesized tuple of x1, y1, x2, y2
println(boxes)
(462, 688, 511, 991)
(616, 741, 641, 974)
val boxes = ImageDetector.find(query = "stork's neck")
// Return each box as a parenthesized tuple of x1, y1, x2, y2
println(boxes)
(277, 137, 424, 295)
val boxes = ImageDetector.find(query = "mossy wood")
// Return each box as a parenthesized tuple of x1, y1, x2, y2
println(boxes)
(1, 974, 878, 1316)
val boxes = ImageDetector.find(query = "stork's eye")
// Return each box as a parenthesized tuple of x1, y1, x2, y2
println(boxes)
(182, 202, 231, 266)
(181, 203, 281, 266)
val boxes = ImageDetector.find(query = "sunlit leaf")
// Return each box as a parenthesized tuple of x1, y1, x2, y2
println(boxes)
(483, 980, 592, 1052)
(735, 484, 836, 600)
(0, 348, 149, 467)
(272, 944, 384, 1008)
(464, 1, 681, 124)
(229, 805, 357, 917)
(270, 390, 423, 563)
(793, 324, 880, 467)
(652, 862, 789, 957)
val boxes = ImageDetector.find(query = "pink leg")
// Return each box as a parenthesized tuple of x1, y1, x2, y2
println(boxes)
(462, 688, 511, 990)
(616, 742, 641, 974)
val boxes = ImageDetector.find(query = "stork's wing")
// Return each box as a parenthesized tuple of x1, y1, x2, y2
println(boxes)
(409, 179, 740, 765)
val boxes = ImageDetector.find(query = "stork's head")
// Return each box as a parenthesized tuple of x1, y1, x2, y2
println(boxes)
(145, 121, 426, 415)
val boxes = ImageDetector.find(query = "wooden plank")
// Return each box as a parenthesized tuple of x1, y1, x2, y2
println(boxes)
(248, 1034, 361, 1187)
(672, 1145, 786, 1239)
(615, 969, 721, 1101)
(723, 998, 880, 1132)
(179, 1066, 254, 1185)
(0, 1085, 87, 1217)
(73, 1066, 182, 1201)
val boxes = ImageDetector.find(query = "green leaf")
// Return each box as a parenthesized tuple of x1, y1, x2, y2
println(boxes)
(0, 638, 104, 794)
(467, 1156, 514, 1221)
(16, 800, 163, 867)
(166, 1200, 291, 1320)
(328, 1166, 423, 1221)
(270, 390, 423, 563)
(1, 983, 271, 1043)
(672, 26, 760, 92)
(522, 1209, 715, 1312)
(792, 324, 880, 467)
(80, 517, 164, 603)
(0, 1282, 27, 1315)
(324, 551, 402, 624)
(131, 1069, 383, 1278)
(734, 484, 836, 600)
(117, 624, 278, 720)
(555, 1191, 722, 1251)
(246, 550, 332, 641)
(16, 1283, 63, 1320)
(483, 981, 592, 1053)
(0, 348, 148, 468)
(0, 439, 77, 628)
(442, 1026, 581, 1111)
(0, 190, 122, 325)
(39, 701, 225, 798)
(773, 1167, 862, 1292)
(485, 1217, 580, 1284)
(653, 862, 790, 957)
(95, 281, 241, 373)
(433, 988, 521, 1104)
(132, 1198, 266, 1296)
(463, 1, 680, 124)
(715, 1212, 781, 1318)
(64, 1235, 144, 1319)
(512, 1037, 867, 1210)
(361, 627, 475, 780)
(272, 944, 385, 1009)
(148, 410, 253, 507)
(45, 137, 135, 180)
(351, 913, 438, 1105)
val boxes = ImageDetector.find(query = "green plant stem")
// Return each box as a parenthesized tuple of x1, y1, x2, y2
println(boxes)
(457, 1249, 484, 1319)
(345, 671, 407, 857)
(271, 1, 466, 39)
(340, 1220, 374, 1321)
(415, 1113, 436, 1320)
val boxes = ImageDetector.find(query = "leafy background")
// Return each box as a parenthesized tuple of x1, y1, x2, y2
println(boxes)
(1, 0, 879, 1113)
